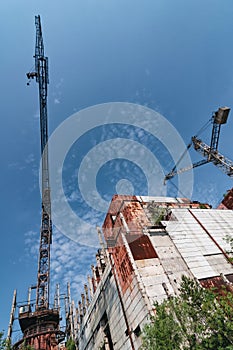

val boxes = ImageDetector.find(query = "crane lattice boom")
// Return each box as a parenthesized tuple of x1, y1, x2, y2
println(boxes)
(192, 136, 233, 177)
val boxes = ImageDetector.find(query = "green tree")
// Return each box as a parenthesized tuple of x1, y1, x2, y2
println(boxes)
(0, 332, 11, 350)
(223, 235, 233, 264)
(21, 341, 34, 350)
(141, 276, 233, 350)
(142, 299, 183, 350)
(0, 333, 6, 350)
(66, 338, 76, 350)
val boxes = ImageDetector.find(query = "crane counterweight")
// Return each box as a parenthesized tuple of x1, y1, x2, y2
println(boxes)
(213, 107, 230, 124)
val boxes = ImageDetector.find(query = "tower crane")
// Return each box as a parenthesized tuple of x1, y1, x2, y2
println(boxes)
(27, 15, 51, 311)
(164, 107, 233, 182)
(9, 16, 65, 350)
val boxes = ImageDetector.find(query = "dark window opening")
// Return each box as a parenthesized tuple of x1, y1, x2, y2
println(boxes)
(134, 325, 141, 337)
(128, 235, 158, 260)
(100, 312, 114, 350)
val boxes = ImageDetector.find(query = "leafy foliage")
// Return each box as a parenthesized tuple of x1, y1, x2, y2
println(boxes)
(224, 235, 233, 263)
(66, 338, 76, 350)
(0, 333, 11, 350)
(21, 343, 34, 350)
(148, 205, 168, 225)
(141, 276, 233, 350)
(0, 333, 6, 350)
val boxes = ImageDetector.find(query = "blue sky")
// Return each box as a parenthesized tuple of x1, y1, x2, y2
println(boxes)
(1, 0, 233, 335)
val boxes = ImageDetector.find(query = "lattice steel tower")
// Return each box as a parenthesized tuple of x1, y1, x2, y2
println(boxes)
(10, 16, 65, 350)
(29, 14, 52, 311)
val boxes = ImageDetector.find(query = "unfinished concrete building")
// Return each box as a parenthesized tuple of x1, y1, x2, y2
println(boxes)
(218, 187, 233, 209)
(74, 194, 233, 350)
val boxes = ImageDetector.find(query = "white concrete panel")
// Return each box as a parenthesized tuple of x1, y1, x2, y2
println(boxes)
(137, 264, 164, 277)
(135, 258, 160, 268)
(206, 254, 233, 275)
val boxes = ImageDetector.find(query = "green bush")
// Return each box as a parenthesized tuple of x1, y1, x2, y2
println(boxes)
(141, 276, 233, 350)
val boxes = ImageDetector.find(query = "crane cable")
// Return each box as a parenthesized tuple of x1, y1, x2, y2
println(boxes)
(194, 117, 212, 138)
(168, 178, 189, 199)
(169, 117, 212, 174)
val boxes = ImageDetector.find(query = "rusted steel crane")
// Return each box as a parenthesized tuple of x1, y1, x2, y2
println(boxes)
(9, 16, 65, 350)
(164, 107, 233, 182)
(27, 15, 51, 310)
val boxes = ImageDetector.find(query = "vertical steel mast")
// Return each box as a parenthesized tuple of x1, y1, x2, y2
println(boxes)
(27, 15, 51, 310)
(10, 17, 65, 350)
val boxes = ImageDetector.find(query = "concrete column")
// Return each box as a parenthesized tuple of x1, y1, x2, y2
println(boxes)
(87, 275, 94, 298)
(84, 284, 90, 307)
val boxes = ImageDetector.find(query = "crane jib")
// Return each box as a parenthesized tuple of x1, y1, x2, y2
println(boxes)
(164, 107, 232, 183)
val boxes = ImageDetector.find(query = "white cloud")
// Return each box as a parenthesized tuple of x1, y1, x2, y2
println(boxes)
(24, 230, 39, 258)
(67, 190, 79, 203)
(50, 228, 97, 305)
(33, 109, 40, 119)
(52, 78, 64, 106)
(193, 182, 219, 208)
(24, 226, 98, 310)
(25, 153, 35, 164)
(55, 78, 64, 89)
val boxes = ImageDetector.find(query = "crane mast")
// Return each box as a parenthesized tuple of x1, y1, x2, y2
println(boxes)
(9, 16, 66, 350)
(27, 15, 51, 310)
